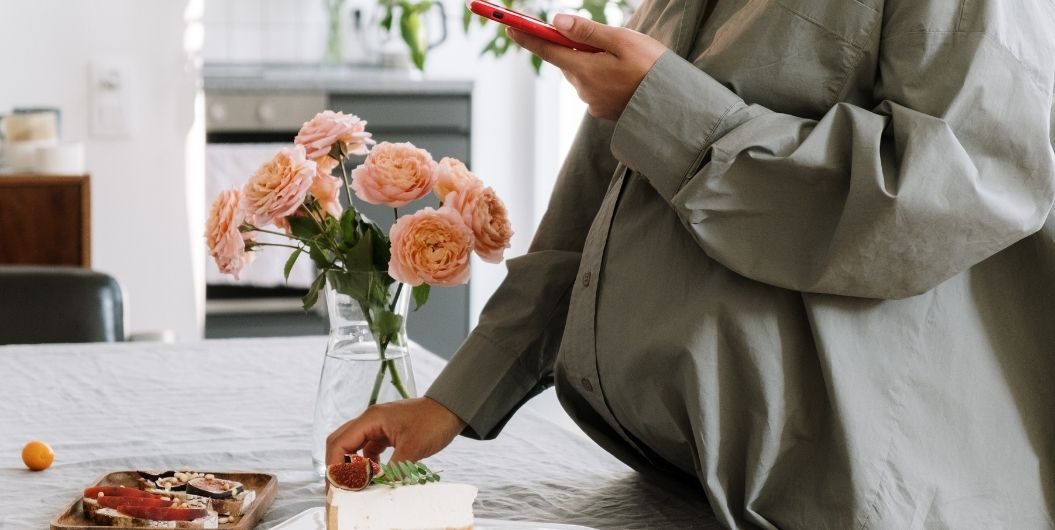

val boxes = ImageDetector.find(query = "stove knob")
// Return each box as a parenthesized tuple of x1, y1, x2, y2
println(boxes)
(256, 102, 276, 124)
(208, 102, 227, 122)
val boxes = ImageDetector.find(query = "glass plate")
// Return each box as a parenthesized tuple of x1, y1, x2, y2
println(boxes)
(270, 507, 597, 530)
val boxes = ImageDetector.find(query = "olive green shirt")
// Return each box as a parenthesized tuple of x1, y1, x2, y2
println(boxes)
(428, 0, 1055, 528)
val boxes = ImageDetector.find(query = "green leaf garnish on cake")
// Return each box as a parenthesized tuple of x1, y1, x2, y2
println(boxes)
(371, 461, 441, 487)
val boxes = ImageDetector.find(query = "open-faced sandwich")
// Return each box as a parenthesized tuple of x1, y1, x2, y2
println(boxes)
(80, 469, 257, 527)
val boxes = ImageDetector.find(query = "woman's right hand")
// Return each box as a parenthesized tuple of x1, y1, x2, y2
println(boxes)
(325, 397, 466, 466)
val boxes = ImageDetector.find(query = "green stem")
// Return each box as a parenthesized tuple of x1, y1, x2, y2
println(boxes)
(389, 283, 404, 313)
(368, 358, 387, 406)
(244, 224, 313, 243)
(251, 242, 304, 251)
(387, 358, 411, 399)
(339, 154, 355, 207)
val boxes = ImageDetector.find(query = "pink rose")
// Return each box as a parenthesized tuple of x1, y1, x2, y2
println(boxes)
(242, 144, 316, 227)
(294, 110, 375, 160)
(351, 142, 437, 208)
(445, 183, 513, 263)
(388, 206, 474, 286)
(206, 188, 253, 279)
(311, 156, 343, 218)
(433, 157, 481, 201)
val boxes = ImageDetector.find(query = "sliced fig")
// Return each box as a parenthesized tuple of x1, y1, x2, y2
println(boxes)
(186, 477, 245, 499)
(344, 454, 382, 477)
(116, 505, 208, 521)
(97, 496, 173, 509)
(137, 469, 175, 482)
(328, 458, 374, 491)
(84, 486, 156, 498)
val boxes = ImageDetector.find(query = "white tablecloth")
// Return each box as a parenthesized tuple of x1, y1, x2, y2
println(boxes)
(0, 337, 717, 529)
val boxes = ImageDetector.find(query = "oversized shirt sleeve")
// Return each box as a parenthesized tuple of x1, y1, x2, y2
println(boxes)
(425, 115, 620, 439)
(612, 31, 1055, 299)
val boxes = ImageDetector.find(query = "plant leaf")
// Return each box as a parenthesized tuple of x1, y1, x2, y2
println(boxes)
(283, 248, 302, 282)
(288, 214, 321, 240)
(380, 5, 394, 32)
(461, 4, 472, 32)
(411, 284, 430, 311)
(302, 272, 327, 312)
(371, 309, 404, 342)
(400, 8, 428, 70)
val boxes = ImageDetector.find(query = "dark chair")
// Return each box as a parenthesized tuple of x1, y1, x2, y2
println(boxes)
(0, 266, 124, 344)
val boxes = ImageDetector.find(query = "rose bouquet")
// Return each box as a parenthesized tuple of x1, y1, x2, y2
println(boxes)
(206, 110, 513, 404)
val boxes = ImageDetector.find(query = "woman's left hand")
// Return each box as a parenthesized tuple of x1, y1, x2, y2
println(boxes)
(508, 14, 668, 121)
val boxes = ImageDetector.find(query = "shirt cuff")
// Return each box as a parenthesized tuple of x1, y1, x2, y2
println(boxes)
(425, 330, 541, 440)
(611, 50, 747, 203)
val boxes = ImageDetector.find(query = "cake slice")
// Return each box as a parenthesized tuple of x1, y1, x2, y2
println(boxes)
(325, 457, 477, 530)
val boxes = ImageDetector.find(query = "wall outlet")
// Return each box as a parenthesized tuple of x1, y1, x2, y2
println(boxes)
(89, 59, 133, 138)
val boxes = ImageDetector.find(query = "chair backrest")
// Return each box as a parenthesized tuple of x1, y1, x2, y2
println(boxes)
(0, 266, 123, 344)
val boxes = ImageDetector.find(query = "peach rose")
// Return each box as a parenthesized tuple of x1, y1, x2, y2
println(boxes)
(206, 188, 253, 279)
(388, 206, 474, 286)
(242, 144, 316, 227)
(311, 156, 343, 218)
(445, 183, 513, 263)
(351, 142, 437, 208)
(294, 110, 375, 160)
(433, 157, 481, 201)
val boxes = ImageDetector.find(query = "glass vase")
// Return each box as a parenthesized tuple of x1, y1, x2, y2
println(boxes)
(311, 272, 416, 477)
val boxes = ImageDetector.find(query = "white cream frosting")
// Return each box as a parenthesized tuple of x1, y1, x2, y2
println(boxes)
(326, 483, 477, 530)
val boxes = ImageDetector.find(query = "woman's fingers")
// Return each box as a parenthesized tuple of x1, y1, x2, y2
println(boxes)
(361, 439, 390, 463)
(326, 411, 382, 466)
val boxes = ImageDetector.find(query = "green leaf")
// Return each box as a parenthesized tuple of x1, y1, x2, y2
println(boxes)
(367, 224, 392, 274)
(411, 284, 430, 311)
(302, 272, 327, 312)
(531, 53, 543, 73)
(339, 208, 360, 248)
(380, 5, 394, 32)
(343, 229, 375, 271)
(283, 248, 302, 282)
(371, 460, 440, 487)
(581, 0, 608, 24)
(308, 244, 330, 269)
(371, 309, 404, 341)
(461, 5, 472, 32)
(287, 215, 321, 240)
(400, 8, 428, 71)
(327, 271, 372, 302)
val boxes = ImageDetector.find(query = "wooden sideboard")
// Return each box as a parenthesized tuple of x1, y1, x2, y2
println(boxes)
(0, 174, 91, 267)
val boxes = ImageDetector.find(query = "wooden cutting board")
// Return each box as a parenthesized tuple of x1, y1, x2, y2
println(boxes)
(51, 471, 277, 530)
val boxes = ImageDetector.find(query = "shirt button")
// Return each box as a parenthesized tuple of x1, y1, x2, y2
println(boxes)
(581, 377, 594, 392)
(583, 271, 591, 287)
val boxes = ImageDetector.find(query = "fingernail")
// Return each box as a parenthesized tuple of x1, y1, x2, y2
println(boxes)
(554, 14, 572, 30)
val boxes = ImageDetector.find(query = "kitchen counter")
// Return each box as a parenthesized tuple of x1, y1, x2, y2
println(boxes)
(204, 63, 473, 95)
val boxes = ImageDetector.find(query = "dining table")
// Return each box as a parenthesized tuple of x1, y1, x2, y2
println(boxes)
(0, 336, 718, 529)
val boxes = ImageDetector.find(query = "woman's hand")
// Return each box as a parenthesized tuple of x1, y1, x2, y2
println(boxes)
(326, 397, 466, 465)
(508, 14, 668, 121)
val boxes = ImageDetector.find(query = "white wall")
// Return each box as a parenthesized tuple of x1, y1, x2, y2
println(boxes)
(0, 1, 206, 340)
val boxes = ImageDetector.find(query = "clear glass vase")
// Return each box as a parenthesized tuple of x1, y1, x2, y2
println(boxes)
(311, 272, 416, 477)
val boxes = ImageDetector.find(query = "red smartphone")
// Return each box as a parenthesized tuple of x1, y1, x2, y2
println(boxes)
(467, 1, 603, 53)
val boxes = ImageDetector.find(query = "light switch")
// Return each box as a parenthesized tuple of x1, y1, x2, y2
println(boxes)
(89, 59, 132, 138)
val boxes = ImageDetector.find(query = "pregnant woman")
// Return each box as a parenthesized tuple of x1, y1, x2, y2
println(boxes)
(329, 1, 1055, 527)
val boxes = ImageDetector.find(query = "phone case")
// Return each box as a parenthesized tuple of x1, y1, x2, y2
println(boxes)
(467, 1, 603, 53)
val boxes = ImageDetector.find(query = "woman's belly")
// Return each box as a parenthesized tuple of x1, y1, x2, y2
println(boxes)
(589, 172, 821, 478)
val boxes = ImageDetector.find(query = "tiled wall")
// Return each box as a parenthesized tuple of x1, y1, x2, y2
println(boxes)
(204, 0, 339, 63)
